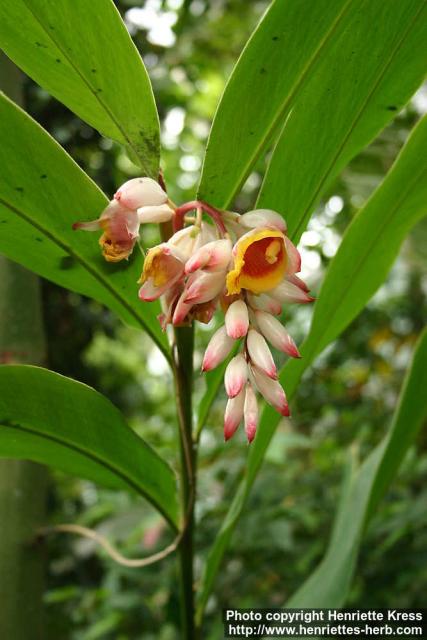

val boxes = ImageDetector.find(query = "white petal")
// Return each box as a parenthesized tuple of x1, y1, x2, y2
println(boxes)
(114, 177, 167, 209)
(137, 203, 175, 224)
(239, 209, 287, 233)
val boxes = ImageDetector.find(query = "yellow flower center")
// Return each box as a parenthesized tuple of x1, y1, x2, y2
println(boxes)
(226, 229, 287, 295)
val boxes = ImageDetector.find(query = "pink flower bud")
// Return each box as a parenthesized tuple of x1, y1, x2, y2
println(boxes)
(254, 310, 300, 358)
(284, 237, 302, 274)
(185, 239, 232, 274)
(225, 300, 249, 339)
(244, 383, 259, 443)
(224, 387, 245, 441)
(114, 177, 167, 209)
(246, 329, 277, 379)
(247, 292, 282, 316)
(270, 279, 314, 304)
(251, 365, 290, 417)
(202, 325, 235, 372)
(184, 271, 225, 304)
(137, 203, 175, 224)
(238, 209, 287, 233)
(224, 354, 248, 398)
(172, 288, 194, 325)
(286, 273, 309, 292)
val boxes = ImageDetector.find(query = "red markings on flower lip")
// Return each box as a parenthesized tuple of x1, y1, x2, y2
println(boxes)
(241, 237, 284, 278)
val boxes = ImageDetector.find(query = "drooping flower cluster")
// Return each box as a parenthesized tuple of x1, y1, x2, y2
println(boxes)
(74, 177, 313, 442)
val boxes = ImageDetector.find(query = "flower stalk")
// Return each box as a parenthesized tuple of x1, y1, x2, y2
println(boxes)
(172, 324, 196, 640)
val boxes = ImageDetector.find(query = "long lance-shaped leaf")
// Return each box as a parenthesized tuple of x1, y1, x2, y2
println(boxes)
(196, 114, 427, 621)
(0, 0, 159, 176)
(288, 327, 427, 607)
(0, 366, 179, 528)
(0, 94, 169, 359)
(195, 0, 427, 428)
(198, 0, 427, 211)
(257, 0, 427, 242)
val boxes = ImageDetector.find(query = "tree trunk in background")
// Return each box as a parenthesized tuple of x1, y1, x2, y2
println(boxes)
(0, 53, 49, 640)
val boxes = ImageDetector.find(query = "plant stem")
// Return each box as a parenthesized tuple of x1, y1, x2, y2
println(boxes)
(172, 325, 196, 639)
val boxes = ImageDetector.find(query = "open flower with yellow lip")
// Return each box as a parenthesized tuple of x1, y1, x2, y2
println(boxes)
(226, 228, 287, 295)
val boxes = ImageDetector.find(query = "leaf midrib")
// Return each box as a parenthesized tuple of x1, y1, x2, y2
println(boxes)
(290, 2, 427, 242)
(0, 419, 178, 529)
(0, 196, 170, 361)
(21, 0, 153, 176)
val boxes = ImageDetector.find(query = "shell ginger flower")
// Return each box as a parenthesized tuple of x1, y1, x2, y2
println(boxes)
(73, 177, 174, 262)
(198, 208, 313, 443)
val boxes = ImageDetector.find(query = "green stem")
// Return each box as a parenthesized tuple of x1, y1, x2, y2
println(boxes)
(172, 325, 196, 639)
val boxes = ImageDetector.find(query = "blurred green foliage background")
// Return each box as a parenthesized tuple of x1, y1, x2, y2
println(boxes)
(21, 0, 427, 637)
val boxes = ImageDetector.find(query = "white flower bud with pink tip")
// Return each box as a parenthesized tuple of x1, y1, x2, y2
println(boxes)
(246, 329, 277, 379)
(184, 271, 225, 304)
(254, 310, 300, 358)
(269, 279, 314, 304)
(244, 383, 259, 443)
(247, 292, 282, 316)
(225, 300, 249, 339)
(251, 365, 290, 417)
(202, 325, 235, 372)
(114, 177, 168, 209)
(224, 354, 248, 398)
(185, 239, 232, 274)
(224, 387, 245, 441)
(137, 203, 175, 224)
(238, 209, 287, 233)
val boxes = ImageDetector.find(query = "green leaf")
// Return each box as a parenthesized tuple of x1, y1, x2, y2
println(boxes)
(198, 0, 350, 206)
(0, 366, 179, 528)
(257, 0, 427, 241)
(288, 327, 427, 606)
(198, 0, 426, 211)
(196, 114, 427, 619)
(0, 94, 169, 359)
(0, 0, 159, 176)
